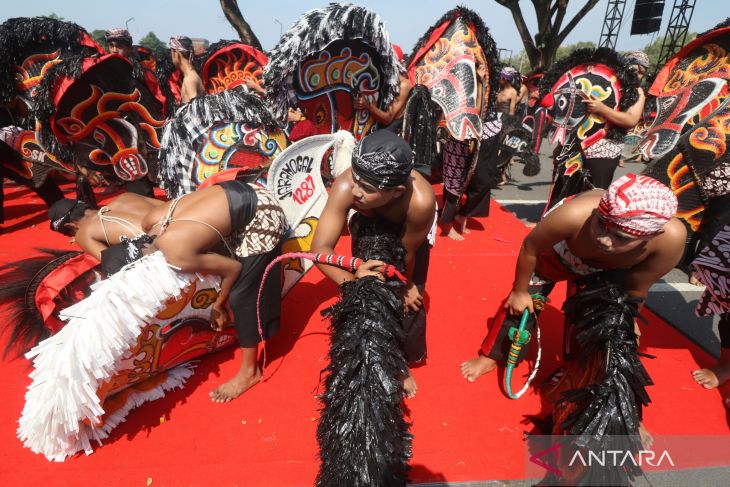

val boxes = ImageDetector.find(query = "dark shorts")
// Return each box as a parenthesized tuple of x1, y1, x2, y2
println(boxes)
(229, 242, 282, 347)
(218, 179, 257, 233)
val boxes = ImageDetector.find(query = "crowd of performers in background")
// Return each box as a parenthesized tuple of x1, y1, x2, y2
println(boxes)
(1, 5, 729, 485)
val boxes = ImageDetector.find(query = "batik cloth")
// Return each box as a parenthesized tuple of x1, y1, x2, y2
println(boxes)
(598, 173, 678, 236)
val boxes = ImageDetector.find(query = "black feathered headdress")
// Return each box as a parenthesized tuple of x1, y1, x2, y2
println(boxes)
(0, 17, 103, 106)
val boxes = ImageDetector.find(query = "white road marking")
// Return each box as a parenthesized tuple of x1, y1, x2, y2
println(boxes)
(495, 199, 547, 205)
(650, 282, 705, 293)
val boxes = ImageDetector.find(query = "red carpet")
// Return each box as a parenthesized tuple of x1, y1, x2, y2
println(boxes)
(0, 183, 728, 485)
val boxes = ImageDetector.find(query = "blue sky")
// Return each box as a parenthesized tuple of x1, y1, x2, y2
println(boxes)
(3, 1, 726, 59)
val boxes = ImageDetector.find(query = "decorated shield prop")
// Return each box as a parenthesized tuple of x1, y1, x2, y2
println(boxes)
(35, 53, 166, 182)
(265, 4, 401, 140)
(638, 21, 730, 233)
(267, 131, 355, 294)
(158, 86, 287, 198)
(408, 8, 498, 141)
(294, 39, 384, 138)
(0, 17, 103, 114)
(197, 40, 268, 94)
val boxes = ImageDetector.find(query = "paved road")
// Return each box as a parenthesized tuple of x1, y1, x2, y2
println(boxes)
(491, 142, 721, 359)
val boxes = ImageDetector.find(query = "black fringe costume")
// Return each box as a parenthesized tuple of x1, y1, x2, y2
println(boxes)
(316, 212, 412, 487)
(543, 272, 652, 486)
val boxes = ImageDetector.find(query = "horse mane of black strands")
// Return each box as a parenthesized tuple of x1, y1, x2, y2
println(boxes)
(155, 52, 179, 115)
(316, 215, 412, 487)
(405, 6, 501, 113)
(556, 275, 651, 485)
(264, 3, 401, 126)
(538, 47, 640, 141)
(0, 249, 82, 359)
(0, 17, 100, 105)
(403, 84, 438, 171)
(699, 17, 730, 37)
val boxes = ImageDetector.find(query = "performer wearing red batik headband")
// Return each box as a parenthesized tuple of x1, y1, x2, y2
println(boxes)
(461, 174, 684, 383)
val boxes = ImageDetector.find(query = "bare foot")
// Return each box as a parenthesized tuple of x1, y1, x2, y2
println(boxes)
(692, 361, 730, 389)
(460, 355, 497, 382)
(446, 226, 465, 241)
(403, 369, 418, 398)
(638, 423, 653, 450)
(455, 216, 471, 234)
(689, 272, 705, 287)
(693, 368, 720, 389)
(209, 367, 261, 403)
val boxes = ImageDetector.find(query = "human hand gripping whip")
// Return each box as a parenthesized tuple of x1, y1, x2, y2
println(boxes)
(504, 293, 545, 399)
(255, 252, 407, 377)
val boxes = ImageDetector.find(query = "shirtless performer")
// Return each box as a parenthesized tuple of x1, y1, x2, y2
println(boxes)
(353, 44, 412, 133)
(311, 130, 436, 398)
(141, 179, 286, 402)
(169, 36, 205, 104)
(47, 193, 162, 262)
(461, 174, 685, 382)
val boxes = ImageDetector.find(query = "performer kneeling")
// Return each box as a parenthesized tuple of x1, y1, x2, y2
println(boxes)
(461, 174, 685, 382)
(142, 179, 287, 402)
(311, 130, 437, 398)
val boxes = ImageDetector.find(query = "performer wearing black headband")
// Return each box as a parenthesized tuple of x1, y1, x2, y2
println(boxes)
(312, 130, 437, 398)
(47, 194, 162, 263)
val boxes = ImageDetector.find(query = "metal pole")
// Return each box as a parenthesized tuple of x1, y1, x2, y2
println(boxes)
(273, 19, 283, 38)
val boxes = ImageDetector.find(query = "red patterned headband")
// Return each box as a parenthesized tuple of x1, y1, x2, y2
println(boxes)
(598, 173, 678, 236)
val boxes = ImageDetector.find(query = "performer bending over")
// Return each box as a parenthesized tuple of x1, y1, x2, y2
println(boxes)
(48, 193, 163, 261)
(461, 174, 685, 381)
(311, 130, 436, 398)
(141, 179, 286, 402)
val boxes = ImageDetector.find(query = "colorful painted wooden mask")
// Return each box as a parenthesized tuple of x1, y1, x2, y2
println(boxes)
(199, 41, 268, 94)
(548, 63, 622, 149)
(47, 54, 166, 181)
(409, 13, 489, 141)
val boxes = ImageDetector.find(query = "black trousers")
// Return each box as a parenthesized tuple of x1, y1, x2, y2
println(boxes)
(721, 313, 730, 349)
(582, 156, 620, 189)
(402, 240, 431, 363)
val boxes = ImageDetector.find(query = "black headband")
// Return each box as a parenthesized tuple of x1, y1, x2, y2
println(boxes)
(49, 199, 89, 235)
(351, 130, 414, 189)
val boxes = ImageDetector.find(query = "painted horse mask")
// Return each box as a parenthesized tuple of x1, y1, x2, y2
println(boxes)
(294, 39, 383, 139)
(199, 41, 268, 95)
(548, 63, 622, 149)
(50, 54, 165, 181)
(410, 14, 488, 141)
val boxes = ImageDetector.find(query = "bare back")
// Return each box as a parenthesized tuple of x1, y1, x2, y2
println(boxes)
(76, 193, 162, 259)
(143, 186, 232, 255)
